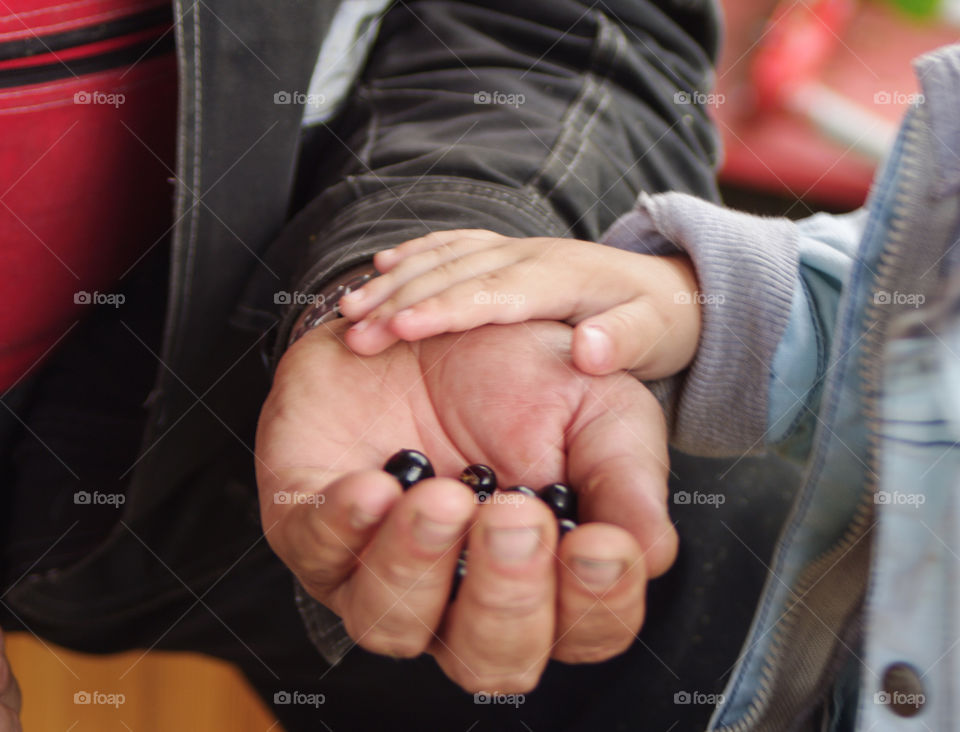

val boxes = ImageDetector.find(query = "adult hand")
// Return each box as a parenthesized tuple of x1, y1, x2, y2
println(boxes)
(256, 319, 677, 692)
(0, 630, 22, 732)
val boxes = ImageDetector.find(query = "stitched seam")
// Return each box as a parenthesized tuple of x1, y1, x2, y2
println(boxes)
(529, 10, 620, 197)
(527, 80, 591, 190)
(313, 179, 561, 238)
(546, 89, 608, 198)
(294, 183, 567, 293)
(547, 13, 620, 197)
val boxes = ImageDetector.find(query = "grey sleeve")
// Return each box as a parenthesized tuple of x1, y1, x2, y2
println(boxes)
(601, 192, 800, 456)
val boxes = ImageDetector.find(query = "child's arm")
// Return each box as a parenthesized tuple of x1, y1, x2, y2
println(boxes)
(602, 192, 863, 458)
(338, 230, 703, 380)
(340, 192, 863, 458)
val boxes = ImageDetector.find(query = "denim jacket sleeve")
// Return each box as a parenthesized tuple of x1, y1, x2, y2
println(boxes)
(601, 192, 866, 460)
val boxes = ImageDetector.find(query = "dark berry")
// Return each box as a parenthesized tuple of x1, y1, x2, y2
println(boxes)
(539, 482, 578, 521)
(459, 464, 497, 500)
(558, 519, 577, 538)
(503, 485, 538, 503)
(449, 549, 468, 601)
(383, 449, 434, 491)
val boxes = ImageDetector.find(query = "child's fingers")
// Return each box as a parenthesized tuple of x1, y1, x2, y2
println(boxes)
(342, 317, 403, 355)
(379, 267, 578, 343)
(360, 246, 528, 322)
(341, 236, 515, 320)
(373, 229, 505, 273)
(571, 299, 691, 380)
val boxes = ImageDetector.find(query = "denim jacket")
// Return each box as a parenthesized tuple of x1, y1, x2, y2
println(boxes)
(604, 44, 960, 732)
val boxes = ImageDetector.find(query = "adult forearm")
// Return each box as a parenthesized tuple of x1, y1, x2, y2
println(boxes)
(268, 0, 722, 360)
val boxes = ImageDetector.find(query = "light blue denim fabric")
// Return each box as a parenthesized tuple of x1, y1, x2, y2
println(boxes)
(708, 45, 960, 731)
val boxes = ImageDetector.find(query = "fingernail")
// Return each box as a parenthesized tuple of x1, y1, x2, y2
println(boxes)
(349, 319, 369, 333)
(342, 288, 366, 303)
(375, 249, 397, 268)
(571, 557, 626, 590)
(413, 513, 465, 549)
(581, 325, 610, 368)
(394, 308, 414, 319)
(486, 526, 541, 562)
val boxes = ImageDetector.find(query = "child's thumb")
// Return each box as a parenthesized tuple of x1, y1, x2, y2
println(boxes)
(571, 301, 680, 379)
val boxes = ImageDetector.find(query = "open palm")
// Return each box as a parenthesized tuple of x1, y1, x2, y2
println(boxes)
(256, 319, 676, 691)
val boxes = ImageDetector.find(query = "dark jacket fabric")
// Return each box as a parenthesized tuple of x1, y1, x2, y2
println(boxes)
(1, 2, 744, 730)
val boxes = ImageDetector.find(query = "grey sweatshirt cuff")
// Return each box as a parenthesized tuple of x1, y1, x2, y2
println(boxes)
(602, 192, 799, 456)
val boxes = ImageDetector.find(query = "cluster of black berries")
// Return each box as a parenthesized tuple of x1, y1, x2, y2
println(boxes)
(382, 449, 579, 599)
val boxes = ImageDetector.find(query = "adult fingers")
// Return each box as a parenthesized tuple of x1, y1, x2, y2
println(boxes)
(262, 468, 403, 604)
(431, 497, 557, 693)
(566, 378, 677, 578)
(551, 523, 647, 663)
(336, 478, 477, 657)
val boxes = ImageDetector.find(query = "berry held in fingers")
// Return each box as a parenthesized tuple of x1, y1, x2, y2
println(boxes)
(383, 449, 435, 491)
(459, 463, 497, 502)
(539, 482, 578, 522)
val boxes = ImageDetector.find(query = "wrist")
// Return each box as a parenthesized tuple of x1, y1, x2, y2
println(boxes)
(287, 262, 379, 347)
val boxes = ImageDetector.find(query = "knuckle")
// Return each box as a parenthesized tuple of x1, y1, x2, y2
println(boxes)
(356, 628, 429, 659)
(468, 582, 545, 620)
(556, 637, 634, 664)
(376, 557, 452, 593)
(345, 611, 431, 658)
(467, 670, 542, 695)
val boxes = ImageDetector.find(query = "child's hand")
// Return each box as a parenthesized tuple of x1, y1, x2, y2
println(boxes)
(339, 230, 701, 379)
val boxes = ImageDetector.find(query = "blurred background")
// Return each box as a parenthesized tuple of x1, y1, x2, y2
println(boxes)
(6, 0, 958, 729)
